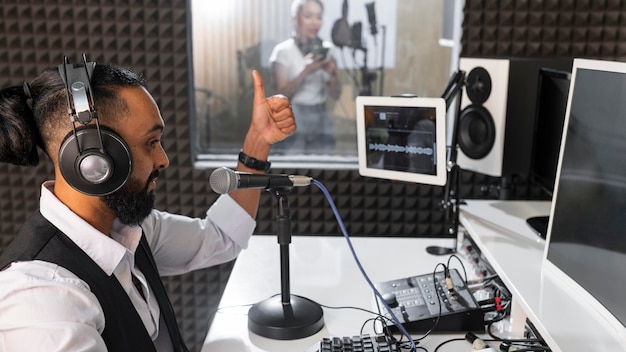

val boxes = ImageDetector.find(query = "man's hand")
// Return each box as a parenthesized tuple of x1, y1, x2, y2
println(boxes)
(251, 70, 296, 145)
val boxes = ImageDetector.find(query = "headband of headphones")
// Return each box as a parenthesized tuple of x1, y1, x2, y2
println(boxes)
(58, 55, 97, 125)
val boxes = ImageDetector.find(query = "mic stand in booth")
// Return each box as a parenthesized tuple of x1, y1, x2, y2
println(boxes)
(426, 71, 466, 256)
(357, 46, 377, 96)
(248, 187, 324, 340)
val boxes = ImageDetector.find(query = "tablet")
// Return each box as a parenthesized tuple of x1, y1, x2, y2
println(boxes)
(355, 96, 447, 186)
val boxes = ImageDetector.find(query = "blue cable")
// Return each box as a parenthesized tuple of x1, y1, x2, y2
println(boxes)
(312, 179, 417, 352)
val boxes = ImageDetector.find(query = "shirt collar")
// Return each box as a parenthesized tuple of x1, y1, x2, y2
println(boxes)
(39, 181, 143, 276)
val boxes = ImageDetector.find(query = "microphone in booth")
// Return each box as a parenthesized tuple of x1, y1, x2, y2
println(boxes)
(365, 1, 378, 37)
(209, 167, 312, 194)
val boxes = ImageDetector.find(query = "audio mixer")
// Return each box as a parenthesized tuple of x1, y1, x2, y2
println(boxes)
(374, 268, 484, 333)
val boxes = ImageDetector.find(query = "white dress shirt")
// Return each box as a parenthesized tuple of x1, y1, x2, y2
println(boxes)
(0, 181, 256, 351)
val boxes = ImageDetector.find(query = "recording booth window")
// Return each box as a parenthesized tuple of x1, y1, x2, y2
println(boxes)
(188, 0, 458, 169)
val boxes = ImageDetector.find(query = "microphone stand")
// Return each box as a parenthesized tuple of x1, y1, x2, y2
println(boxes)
(358, 46, 377, 96)
(426, 71, 466, 256)
(378, 25, 386, 95)
(248, 187, 324, 340)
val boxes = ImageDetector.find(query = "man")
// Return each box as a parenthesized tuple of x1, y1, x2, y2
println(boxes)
(0, 58, 295, 351)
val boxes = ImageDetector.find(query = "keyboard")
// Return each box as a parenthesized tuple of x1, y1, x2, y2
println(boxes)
(311, 333, 399, 352)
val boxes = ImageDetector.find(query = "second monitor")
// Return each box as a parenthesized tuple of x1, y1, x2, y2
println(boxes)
(356, 96, 447, 186)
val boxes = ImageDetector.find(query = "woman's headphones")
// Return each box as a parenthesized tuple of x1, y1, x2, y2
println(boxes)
(57, 55, 132, 196)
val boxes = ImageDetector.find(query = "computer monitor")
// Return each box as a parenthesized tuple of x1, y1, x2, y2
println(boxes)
(530, 68, 572, 196)
(526, 68, 571, 238)
(355, 96, 447, 186)
(544, 58, 626, 333)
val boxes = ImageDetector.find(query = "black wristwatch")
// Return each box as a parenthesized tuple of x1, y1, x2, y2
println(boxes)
(238, 151, 271, 172)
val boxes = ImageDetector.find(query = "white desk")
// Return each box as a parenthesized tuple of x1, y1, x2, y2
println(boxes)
(202, 235, 474, 352)
(460, 200, 626, 352)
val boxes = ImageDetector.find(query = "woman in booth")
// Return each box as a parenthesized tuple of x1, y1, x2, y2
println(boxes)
(269, 0, 341, 154)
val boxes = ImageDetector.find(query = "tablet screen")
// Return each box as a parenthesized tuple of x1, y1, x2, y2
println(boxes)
(356, 96, 447, 186)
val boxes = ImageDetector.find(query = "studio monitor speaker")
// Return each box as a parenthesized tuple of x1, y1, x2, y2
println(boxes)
(457, 57, 572, 177)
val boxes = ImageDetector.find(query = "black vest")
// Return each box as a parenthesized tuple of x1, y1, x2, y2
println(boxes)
(0, 212, 189, 352)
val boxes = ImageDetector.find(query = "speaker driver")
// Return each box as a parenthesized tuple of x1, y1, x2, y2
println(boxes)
(458, 104, 496, 159)
(465, 67, 492, 104)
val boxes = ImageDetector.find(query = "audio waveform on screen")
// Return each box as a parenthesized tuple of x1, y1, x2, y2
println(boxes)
(368, 143, 433, 155)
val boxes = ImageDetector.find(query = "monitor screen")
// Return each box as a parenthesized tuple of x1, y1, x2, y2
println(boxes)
(545, 58, 626, 330)
(530, 68, 571, 197)
(355, 96, 447, 186)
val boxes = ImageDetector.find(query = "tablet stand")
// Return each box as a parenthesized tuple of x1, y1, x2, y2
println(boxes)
(426, 71, 466, 256)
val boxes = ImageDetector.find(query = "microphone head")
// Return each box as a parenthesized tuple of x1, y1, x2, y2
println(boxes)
(209, 167, 238, 194)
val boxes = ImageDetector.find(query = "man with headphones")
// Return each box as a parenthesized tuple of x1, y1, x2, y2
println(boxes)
(0, 56, 296, 351)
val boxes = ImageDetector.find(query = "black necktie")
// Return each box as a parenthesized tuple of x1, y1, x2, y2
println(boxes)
(132, 274, 146, 300)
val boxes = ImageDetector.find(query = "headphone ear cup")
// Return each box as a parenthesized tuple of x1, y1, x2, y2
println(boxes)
(58, 126, 132, 196)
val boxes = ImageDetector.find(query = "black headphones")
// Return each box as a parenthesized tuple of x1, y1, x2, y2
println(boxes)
(57, 55, 133, 196)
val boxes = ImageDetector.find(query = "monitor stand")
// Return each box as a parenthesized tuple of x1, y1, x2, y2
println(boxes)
(426, 245, 455, 255)
(526, 216, 549, 239)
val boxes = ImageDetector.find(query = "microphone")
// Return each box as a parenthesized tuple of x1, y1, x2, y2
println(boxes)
(209, 167, 312, 194)
(365, 2, 378, 37)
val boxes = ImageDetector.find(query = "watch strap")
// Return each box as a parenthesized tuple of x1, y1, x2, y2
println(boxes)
(238, 151, 271, 172)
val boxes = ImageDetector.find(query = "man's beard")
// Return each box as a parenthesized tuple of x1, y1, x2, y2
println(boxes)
(103, 171, 157, 226)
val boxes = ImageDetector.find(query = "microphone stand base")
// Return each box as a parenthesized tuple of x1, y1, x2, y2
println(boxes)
(248, 294, 324, 340)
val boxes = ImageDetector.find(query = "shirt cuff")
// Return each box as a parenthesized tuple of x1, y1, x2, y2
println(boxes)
(206, 194, 256, 249)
